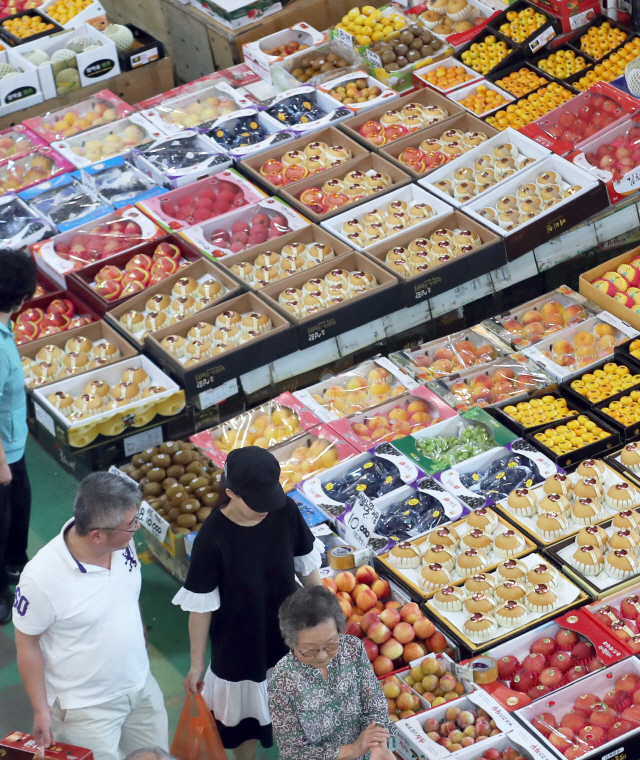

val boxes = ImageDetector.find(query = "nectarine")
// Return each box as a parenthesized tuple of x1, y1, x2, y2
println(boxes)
(356, 588, 378, 612)
(380, 637, 404, 661)
(371, 578, 390, 599)
(356, 565, 377, 585)
(335, 572, 356, 593)
(372, 654, 394, 675)
(393, 622, 416, 644)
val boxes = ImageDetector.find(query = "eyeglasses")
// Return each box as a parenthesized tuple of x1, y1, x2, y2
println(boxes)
(296, 640, 340, 658)
(92, 516, 140, 534)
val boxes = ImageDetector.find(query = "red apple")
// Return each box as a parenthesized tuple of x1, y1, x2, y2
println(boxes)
(380, 638, 403, 661)
(363, 637, 379, 661)
(95, 280, 124, 301)
(413, 617, 436, 639)
(360, 610, 380, 634)
(368, 620, 392, 644)
(372, 655, 394, 676)
(46, 298, 75, 318)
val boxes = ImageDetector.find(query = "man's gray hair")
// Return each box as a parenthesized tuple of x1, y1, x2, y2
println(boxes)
(278, 586, 345, 649)
(74, 471, 141, 536)
(124, 747, 175, 760)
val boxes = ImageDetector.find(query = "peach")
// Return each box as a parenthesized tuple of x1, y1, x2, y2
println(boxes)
(541, 300, 563, 318)
(521, 310, 543, 325)
(549, 728, 574, 753)
(373, 655, 394, 676)
(347, 613, 362, 624)
(356, 565, 377, 585)
(516, 372, 537, 388)
(472, 387, 494, 404)
(385, 600, 402, 610)
(503, 318, 523, 334)
(390, 419, 410, 433)
(573, 331, 595, 347)
(543, 313, 565, 331)
(386, 697, 397, 714)
(404, 641, 426, 662)
(346, 376, 368, 391)
(397, 692, 420, 712)
(563, 304, 587, 325)
(374, 601, 384, 613)
(522, 322, 544, 339)
(393, 622, 416, 644)
(594, 322, 615, 337)
(368, 367, 391, 383)
(380, 607, 402, 628)
(351, 423, 369, 437)
(388, 408, 409, 422)
(367, 416, 390, 431)
(456, 340, 477, 354)
(324, 385, 347, 400)
(492, 368, 515, 383)
(369, 382, 391, 396)
(356, 588, 378, 611)
(434, 348, 454, 362)
(476, 344, 497, 361)
(455, 350, 477, 368)
(380, 637, 404, 660)
(553, 340, 575, 356)
(360, 610, 380, 633)
(413, 616, 436, 639)
(371, 578, 390, 599)
(430, 360, 454, 374)
(401, 602, 421, 624)
(338, 598, 352, 618)
(439, 674, 457, 692)
(371, 429, 392, 442)
(407, 400, 429, 413)
(335, 572, 356, 593)
(450, 382, 471, 398)
(352, 584, 370, 601)
(322, 577, 337, 593)
(410, 412, 432, 425)
(597, 334, 617, 352)
(471, 373, 494, 389)
(368, 620, 393, 644)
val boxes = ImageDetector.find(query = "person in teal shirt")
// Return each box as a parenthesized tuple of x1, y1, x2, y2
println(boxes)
(0, 250, 36, 624)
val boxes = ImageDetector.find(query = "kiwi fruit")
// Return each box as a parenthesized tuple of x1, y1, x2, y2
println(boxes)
(151, 453, 172, 468)
(132, 454, 146, 468)
(406, 49, 421, 63)
(141, 447, 159, 460)
(173, 450, 193, 465)
(385, 62, 400, 72)
(165, 483, 183, 500)
(408, 23, 423, 35)
(381, 50, 396, 64)
(147, 467, 166, 482)
(394, 43, 408, 56)
(167, 464, 185, 479)
(186, 461, 205, 475)
(179, 472, 197, 486)
(139, 463, 152, 475)
(399, 31, 414, 45)
(170, 491, 189, 508)
(143, 482, 163, 497)
(181, 499, 200, 514)
(167, 507, 181, 522)
(174, 527, 192, 535)
(163, 477, 178, 490)
(160, 441, 179, 455)
(396, 56, 408, 67)
(129, 468, 144, 481)
(189, 477, 210, 493)
(177, 514, 197, 528)
(201, 492, 219, 508)
(197, 507, 212, 522)
(410, 38, 423, 50)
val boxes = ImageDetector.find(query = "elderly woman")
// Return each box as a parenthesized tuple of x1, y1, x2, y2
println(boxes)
(268, 586, 396, 760)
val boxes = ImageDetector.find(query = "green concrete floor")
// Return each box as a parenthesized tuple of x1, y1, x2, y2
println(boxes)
(0, 436, 277, 760)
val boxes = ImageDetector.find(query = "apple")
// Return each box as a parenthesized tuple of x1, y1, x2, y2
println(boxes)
(380, 608, 401, 629)
(372, 655, 394, 676)
(393, 622, 416, 645)
(360, 610, 380, 633)
(400, 603, 421, 624)
(413, 617, 436, 639)
(380, 638, 403, 661)
(368, 620, 392, 644)
(363, 637, 379, 661)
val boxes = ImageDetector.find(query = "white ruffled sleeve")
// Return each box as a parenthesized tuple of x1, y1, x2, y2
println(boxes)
(172, 586, 221, 613)
(293, 537, 324, 575)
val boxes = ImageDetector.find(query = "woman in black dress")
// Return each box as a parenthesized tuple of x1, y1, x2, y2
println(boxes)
(173, 446, 322, 760)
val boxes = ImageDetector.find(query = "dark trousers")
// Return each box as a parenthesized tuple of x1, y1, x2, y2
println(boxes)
(0, 456, 31, 592)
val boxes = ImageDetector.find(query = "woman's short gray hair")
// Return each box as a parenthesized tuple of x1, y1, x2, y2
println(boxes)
(279, 586, 345, 649)
(74, 472, 141, 536)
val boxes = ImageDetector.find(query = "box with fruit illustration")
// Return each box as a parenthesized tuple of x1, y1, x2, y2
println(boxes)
(582, 579, 640, 655)
(30, 205, 165, 287)
(466, 610, 630, 712)
(329, 386, 457, 453)
(293, 356, 420, 424)
(392, 407, 518, 477)
(515, 655, 640, 760)
(242, 23, 325, 84)
(579, 249, 640, 334)
(189, 393, 323, 468)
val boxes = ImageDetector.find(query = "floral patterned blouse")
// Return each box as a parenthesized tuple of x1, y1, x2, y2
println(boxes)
(268, 634, 396, 760)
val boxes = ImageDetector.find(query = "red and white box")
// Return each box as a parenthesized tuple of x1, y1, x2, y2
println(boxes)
(582, 580, 640, 656)
(136, 168, 267, 233)
(329, 387, 457, 453)
(316, 70, 399, 114)
(0, 733, 93, 760)
(0, 124, 50, 159)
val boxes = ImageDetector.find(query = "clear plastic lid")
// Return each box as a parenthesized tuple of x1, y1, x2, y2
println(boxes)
(27, 178, 104, 227)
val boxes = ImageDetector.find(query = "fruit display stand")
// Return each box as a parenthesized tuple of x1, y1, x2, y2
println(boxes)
(461, 610, 629, 711)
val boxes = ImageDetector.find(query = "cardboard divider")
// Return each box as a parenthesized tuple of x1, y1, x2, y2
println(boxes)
(379, 112, 499, 180)
(19, 320, 138, 390)
(338, 88, 466, 152)
(260, 251, 402, 347)
(145, 292, 297, 396)
(238, 125, 371, 196)
(65, 236, 203, 317)
(104, 258, 244, 350)
(278, 153, 411, 222)
(363, 209, 506, 306)
(212, 224, 354, 291)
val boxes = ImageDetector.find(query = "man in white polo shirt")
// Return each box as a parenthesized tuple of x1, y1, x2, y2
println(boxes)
(13, 471, 168, 760)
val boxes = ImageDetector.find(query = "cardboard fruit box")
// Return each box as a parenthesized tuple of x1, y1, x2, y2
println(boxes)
(259, 250, 403, 348)
(278, 152, 411, 223)
(103, 257, 243, 351)
(579, 246, 640, 333)
(363, 209, 507, 306)
(145, 291, 298, 396)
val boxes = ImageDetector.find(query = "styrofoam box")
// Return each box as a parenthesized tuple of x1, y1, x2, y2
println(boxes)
(31, 206, 163, 286)
(520, 312, 639, 382)
(320, 184, 452, 251)
(51, 113, 162, 169)
(396, 689, 517, 760)
(32, 354, 179, 431)
(446, 80, 515, 119)
(0, 49, 43, 118)
(516, 656, 640, 760)
(137, 80, 254, 136)
(180, 197, 311, 259)
(496, 465, 630, 544)
(419, 128, 552, 209)
(316, 70, 400, 113)
(205, 108, 295, 159)
(437, 438, 560, 510)
(131, 129, 231, 189)
(40, 0, 106, 28)
(413, 60, 484, 95)
(436, 726, 557, 760)
(464, 154, 601, 238)
(293, 356, 419, 423)
(264, 86, 353, 135)
(12, 24, 120, 100)
(424, 551, 580, 645)
(243, 23, 325, 84)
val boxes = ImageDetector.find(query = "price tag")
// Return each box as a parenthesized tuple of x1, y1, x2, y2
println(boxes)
(367, 49, 382, 68)
(138, 500, 169, 543)
(123, 426, 163, 457)
(198, 378, 238, 410)
(451, 661, 474, 683)
(374, 356, 419, 390)
(107, 465, 139, 487)
(337, 27, 354, 48)
(529, 25, 555, 53)
(343, 491, 380, 550)
(311, 524, 333, 537)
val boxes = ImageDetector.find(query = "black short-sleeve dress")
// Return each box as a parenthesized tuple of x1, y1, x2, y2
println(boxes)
(173, 497, 321, 749)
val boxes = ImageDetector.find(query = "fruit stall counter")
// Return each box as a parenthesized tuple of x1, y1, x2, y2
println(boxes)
(0, 56, 174, 131)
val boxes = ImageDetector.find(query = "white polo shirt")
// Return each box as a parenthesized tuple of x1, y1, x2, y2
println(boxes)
(12, 518, 149, 710)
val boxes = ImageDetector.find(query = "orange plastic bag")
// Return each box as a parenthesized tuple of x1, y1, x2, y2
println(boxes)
(170, 693, 227, 760)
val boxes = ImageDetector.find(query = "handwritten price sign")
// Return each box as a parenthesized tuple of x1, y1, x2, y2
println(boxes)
(138, 500, 169, 543)
(344, 491, 380, 550)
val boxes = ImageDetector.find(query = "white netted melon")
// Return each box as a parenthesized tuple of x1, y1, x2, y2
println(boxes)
(82, 44, 100, 52)
(0, 63, 14, 77)
(66, 35, 92, 53)
(55, 68, 80, 84)
(51, 48, 76, 63)
(23, 49, 49, 65)
(626, 58, 640, 98)
(103, 24, 134, 52)
(1, 72, 18, 80)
